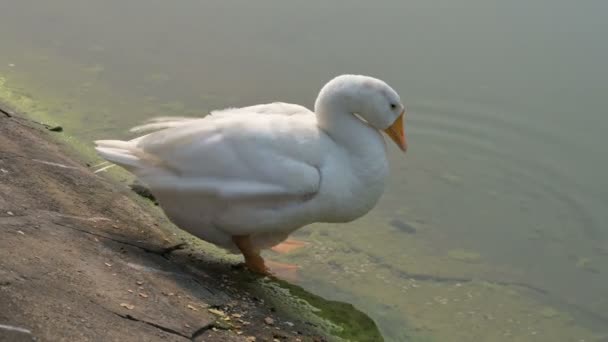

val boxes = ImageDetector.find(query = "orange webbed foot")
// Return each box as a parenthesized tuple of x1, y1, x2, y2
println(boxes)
(270, 239, 309, 254)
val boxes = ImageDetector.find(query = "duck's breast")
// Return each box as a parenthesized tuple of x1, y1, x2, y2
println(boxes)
(316, 131, 389, 223)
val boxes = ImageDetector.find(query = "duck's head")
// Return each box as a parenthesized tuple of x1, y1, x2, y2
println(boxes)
(315, 74, 407, 152)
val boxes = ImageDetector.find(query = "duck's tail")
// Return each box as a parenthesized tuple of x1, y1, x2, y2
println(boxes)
(94, 137, 147, 172)
(95, 116, 200, 172)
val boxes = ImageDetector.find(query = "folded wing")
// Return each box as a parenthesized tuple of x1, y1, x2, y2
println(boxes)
(96, 103, 321, 201)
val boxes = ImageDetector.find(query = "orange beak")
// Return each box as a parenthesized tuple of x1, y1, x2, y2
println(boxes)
(384, 110, 407, 152)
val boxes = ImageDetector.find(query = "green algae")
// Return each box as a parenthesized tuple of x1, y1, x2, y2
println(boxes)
(540, 307, 559, 319)
(171, 233, 391, 341)
(273, 215, 604, 341)
(256, 280, 386, 342)
(576, 257, 592, 269)
(447, 249, 482, 263)
(0, 76, 108, 167)
(576, 257, 600, 274)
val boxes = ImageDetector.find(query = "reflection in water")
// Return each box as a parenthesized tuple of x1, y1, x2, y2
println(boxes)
(1, 0, 608, 340)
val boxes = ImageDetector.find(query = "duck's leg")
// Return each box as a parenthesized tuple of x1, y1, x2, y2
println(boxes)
(270, 239, 309, 254)
(232, 235, 268, 274)
(232, 235, 300, 281)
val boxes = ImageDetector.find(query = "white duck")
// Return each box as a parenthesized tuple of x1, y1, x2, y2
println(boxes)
(95, 74, 407, 277)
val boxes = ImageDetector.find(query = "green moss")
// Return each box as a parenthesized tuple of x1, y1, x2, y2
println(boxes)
(239, 278, 438, 342)
(0, 76, 98, 165)
(540, 307, 559, 319)
(262, 281, 384, 341)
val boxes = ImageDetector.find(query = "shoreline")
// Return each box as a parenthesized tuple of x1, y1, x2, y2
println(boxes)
(0, 106, 368, 341)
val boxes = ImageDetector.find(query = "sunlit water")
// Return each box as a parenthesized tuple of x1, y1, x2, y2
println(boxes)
(1, 0, 607, 340)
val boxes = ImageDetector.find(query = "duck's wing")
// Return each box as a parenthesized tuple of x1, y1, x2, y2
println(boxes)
(131, 103, 313, 133)
(98, 111, 321, 201)
(212, 102, 313, 117)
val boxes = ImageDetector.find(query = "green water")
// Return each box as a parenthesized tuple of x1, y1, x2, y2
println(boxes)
(1, 0, 607, 340)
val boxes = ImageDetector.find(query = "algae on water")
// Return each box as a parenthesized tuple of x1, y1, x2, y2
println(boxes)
(447, 249, 481, 263)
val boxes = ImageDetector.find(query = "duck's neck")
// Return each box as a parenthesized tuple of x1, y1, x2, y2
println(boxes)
(315, 90, 384, 155)
(314, 88, 389, 222)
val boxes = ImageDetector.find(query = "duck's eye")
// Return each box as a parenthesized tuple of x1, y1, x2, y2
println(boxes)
(390, 103, 397, 109)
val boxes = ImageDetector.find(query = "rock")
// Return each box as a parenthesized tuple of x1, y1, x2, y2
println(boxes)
(129, 181, 158, 204)
(120, 303, 135, 310)
(0, 324, 32, 342)
(213, 319, 232, 330)
(47, 126, 63, 132)
(0, 111, 327, 342)
(273, 331, 288, 340)
(208, 308, 226, 317)
(264, 317, 275, 325)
